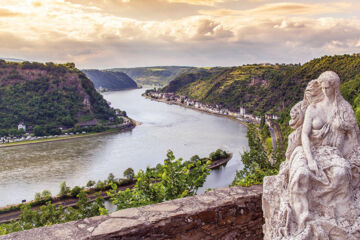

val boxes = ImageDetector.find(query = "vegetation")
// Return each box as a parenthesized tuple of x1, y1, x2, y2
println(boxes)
(82, 69, 138, 91)
(0, 191, 106, 235)
(108, 150, 211, 210)
(123, 168, 135, 180)
(232, 125, 281, 186)
(110, 66, 193, 86)
(162, 54, 360, 116)
(0, 149, 229, 235)
(0, 60, 118, 136)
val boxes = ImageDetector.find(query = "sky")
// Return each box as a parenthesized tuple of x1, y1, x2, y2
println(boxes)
(1, 0, 360, 68)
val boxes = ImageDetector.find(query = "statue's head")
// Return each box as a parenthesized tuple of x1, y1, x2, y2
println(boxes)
(317, 71, 340, 99)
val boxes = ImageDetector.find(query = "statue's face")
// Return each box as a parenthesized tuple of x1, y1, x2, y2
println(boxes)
(321, 80, 335, 98)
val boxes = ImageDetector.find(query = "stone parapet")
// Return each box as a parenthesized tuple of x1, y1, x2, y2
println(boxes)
(0, 185, 263, 240)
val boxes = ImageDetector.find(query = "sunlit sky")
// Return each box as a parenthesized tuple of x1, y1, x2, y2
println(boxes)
(1, 0, 360, 68)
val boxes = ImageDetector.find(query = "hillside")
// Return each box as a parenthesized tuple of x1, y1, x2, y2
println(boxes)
(82, 70, 138, 91)
(0, 61, 117, 134)
(110, 66, 193, 86)
(162, 65, 296, 115)
(162, 54, 360, 118)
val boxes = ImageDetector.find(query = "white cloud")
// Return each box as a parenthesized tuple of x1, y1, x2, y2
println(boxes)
(0, 0, 360, 68)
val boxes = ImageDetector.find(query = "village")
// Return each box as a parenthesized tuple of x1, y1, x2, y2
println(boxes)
(145, 91, 280, 125)
(0, 115, 133, 145)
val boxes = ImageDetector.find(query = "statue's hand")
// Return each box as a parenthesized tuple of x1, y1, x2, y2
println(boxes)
(308, 159, 319, 175)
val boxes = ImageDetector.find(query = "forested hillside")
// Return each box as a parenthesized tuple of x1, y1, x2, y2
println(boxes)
(111, 66, 192, 86)
(82, 70, 138, 91)
(0, 61, 116, 134)
(162, 54, 360, 119)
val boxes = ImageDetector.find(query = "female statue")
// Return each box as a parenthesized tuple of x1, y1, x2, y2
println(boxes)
(263, 71, 360, 240)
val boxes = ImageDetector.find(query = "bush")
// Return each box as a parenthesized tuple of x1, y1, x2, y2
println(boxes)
(86, 180, 95, 188)
(123, 168, 134, 180)
(70, 186, 82, 198)
(59, 181, 70, 197)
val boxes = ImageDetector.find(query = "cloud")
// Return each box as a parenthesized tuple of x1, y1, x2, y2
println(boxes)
(0, 0, 360, 68)
(199, 2, 356, 17)
(0, 8, 19, 17)
(166, 0, 224, 6)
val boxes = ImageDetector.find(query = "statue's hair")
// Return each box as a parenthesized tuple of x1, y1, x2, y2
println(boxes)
(304, 79, 323, 105)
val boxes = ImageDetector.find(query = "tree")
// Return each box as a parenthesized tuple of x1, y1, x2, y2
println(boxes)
(59, 181, 70, 197)
(34, 192, 41, 201)
(41, 190, 52, 200)
(33, 126, 44, 136)
(107, 173, 115, 182)
(109, 150, 211, 210)
(123, 168, 134, 180)
(70, 186, 82, 198)
(86, 180, 95, 187)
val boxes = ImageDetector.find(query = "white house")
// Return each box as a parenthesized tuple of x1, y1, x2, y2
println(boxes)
(18, 122, 26, 131)
(240, 107, 246, 116)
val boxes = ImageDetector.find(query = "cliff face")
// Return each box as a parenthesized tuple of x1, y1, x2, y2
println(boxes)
(0, 61, 116, 132)
(82, 70, 137, 91)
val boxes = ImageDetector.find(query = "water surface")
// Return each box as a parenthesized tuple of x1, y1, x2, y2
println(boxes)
(0, 89, 248, 206)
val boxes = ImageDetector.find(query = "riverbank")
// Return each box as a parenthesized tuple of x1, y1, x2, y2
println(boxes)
(143, 95, 252, 127)
(0, 120, 136, 149)
(0, 152, 232, 224)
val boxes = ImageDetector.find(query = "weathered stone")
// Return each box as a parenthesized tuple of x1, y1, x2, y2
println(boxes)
(1, 185, 263, 240)
(110, 207, 141, 218)
(91, 218, 139, 237)
(145, 203, 180, 212)
(263, 71, 360, 240)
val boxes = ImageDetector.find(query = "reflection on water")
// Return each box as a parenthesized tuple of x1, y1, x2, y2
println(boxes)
(0, 89, 248, 206)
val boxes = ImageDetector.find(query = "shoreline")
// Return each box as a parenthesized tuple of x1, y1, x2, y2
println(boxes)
(144, 95, 251, 127)
(0, 121, 136, 149)
(0, 154, 231, 223)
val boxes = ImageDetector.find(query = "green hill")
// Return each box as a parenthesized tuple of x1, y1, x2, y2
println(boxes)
(0, 61, 117, 134)
(110, 66, 193, 86)
(82, 69, 138, 91)
(162, 54, 360, 118)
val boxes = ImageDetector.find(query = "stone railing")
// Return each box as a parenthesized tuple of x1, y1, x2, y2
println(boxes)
(0, 185, 263, 240)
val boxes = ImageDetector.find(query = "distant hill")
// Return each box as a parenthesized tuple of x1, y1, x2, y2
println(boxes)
(162, 54, 360, 118)
(0, 58, 25, 62)
(0, 61, 117, 134)
(110, 66, 193, 86)
(82, 70, 138, 91)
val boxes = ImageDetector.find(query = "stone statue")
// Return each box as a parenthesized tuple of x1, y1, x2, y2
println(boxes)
(263, 71, 360, 239)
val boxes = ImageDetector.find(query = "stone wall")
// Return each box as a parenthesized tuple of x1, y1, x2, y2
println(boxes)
(0, 185, 263, 240)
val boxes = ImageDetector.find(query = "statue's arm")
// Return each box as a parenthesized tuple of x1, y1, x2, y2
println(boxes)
(301, 107, 318, 173)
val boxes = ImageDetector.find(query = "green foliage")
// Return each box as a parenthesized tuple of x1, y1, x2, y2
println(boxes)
(0, 192, 106, 235)
(0, 61, 116, 134)
(59, 181, 70, 198)
(108, 150, 211, 210)
(209, 149, 230, 161)
(86, 180, 96, 187)
(162, 54, 360, 115)
(232, 125, 282, 187)
(82, 70, 138, 90)
(70, 186, 82, 198)
(123, 168, 135, 180)
(111, 66, 193, 86)
(40, 190, 52, 201)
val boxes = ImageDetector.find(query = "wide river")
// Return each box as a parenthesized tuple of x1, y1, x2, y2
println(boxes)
(0, 89, 248, 207)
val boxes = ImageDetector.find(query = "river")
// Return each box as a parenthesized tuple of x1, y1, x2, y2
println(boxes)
(0, 88, 248, 207)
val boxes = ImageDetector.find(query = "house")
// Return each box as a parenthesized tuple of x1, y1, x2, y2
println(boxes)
(239, 107, 246, 116)
(18, 122, 26, 131)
